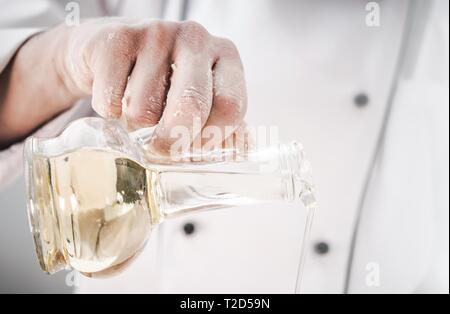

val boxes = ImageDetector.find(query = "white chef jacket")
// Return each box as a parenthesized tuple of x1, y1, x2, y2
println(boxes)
(0, 0, 448, 294)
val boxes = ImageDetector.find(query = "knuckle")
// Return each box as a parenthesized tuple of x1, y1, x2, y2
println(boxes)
(179, 87, 211, 117)
(147, 20, 166, 33)
(104, 25, 139, 56)
(179, 21, 208, 37)
(128, 97, 164, 126)
(213, 69, 247, 122)
(213, 95, 246, 125)
(145, 21, 172, 52)
(216, 37, 240, 58)
(176, 21, 210, 51)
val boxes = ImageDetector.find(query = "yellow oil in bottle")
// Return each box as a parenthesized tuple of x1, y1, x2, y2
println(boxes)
(31, 148, 158, 276)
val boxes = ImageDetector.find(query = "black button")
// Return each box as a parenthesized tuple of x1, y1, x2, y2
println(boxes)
(314, 242, 330, 255)
(183, 222, 195, 235)
(354, 93, 369, 107)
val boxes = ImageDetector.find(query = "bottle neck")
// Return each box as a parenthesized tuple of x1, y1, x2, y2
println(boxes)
(148, 142, 316, 222)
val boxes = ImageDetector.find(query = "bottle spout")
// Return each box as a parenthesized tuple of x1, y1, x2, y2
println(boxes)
(279, 142, 317, 208)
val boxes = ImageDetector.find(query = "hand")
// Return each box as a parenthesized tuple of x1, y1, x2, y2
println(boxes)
(0, 18, 247, 153)
(64, 19, 248, 153)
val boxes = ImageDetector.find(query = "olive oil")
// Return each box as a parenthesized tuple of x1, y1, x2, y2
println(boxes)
(30, 149, 156, 276)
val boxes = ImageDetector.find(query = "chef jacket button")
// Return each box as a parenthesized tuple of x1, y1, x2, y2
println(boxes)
(314, 242, 330, 255)
(183, 222, 196, 235)
(354, 93, 369, 107)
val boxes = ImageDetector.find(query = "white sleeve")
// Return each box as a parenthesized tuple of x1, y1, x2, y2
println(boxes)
(0, 29, 44, 72)
(0, 1, 90, 189)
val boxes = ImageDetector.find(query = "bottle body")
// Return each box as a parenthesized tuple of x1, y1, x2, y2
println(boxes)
(25, 117, 316, 277)
(26, 148, 156, 275)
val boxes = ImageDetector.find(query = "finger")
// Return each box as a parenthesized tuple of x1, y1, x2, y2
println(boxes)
(149, 22, 214, 155)
(91, 45, 136, 119)
(123, 22, 177, 130)
(204, 38, 247, 143)
(200, 121, 253, 163)
(226, 121, 254, 154)
(150, 59, 213, 156)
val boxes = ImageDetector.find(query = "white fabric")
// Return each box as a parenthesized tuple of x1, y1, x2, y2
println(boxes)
(0, 0, 448, 294)
(348, 0, 449, 293)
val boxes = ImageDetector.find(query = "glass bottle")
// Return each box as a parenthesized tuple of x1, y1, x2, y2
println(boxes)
(24, 117, 316, 288)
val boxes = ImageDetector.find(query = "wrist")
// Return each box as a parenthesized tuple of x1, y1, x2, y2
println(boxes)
(15, 26, 79, 107)
(53, 24, 89, 101)
(0, 26, 80, 147)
